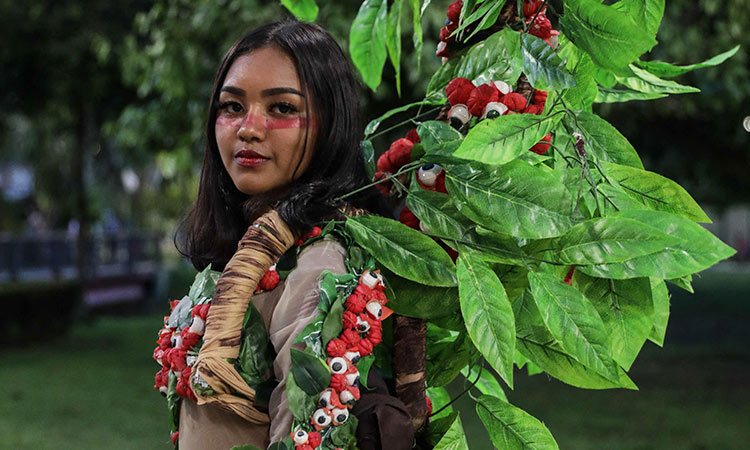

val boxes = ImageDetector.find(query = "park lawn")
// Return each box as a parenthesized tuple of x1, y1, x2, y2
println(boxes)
(1, 268, 748, 449)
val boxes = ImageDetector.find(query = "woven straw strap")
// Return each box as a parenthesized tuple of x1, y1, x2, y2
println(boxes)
(192, 209, 295, 424)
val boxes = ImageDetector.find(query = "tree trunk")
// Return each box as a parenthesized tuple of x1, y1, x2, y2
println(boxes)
(392, 314, 429, 431)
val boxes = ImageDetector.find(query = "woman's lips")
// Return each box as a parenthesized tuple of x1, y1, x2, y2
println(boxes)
(235, 149, 269, 167)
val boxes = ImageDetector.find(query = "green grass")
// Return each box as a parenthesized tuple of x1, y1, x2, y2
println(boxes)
(1, 269, 748, 449)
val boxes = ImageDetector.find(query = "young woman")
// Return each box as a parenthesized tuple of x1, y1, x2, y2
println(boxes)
(171, 21, 388, 449)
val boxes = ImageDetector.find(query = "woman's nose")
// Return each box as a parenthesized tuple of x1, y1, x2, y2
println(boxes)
(237, 107, 266, 141)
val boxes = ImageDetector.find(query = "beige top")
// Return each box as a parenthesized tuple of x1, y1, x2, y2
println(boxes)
(179, 238, 348, 450)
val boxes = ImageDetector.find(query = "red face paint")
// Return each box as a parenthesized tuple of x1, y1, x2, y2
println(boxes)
(215, 114, 308, 131)
(265, 116, 307, 130)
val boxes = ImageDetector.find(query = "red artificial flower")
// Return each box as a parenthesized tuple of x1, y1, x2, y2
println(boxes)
(326, 338, 347, 357)
(176, 376, 190, 398)
(500, 92, 528, 112)
(399, 206, 420, 230)
(467, 83, 500, 117)
(440, 21, 458, 43)
(564, 265, 576, 286)
(297, 444, 314, 450)
(405, 128, 421, 144)
(307, 431, 322, 448)
(447, 0, 463, 22)
(377, 138, 414, 173)
(257, 269, 280, 292)
(446, 77, 475, 107)
(171, 431, 179, 446)
(341, 329, 361, 348)
(527, 14, 552, 40)
(523, 104, 543, 115)
(367, 330, 383, 347)
(530, 133, 552, 155)
(545, 29, 560, 48)
(169, 300, 180, 311)
(354, 284, 377, 302)
(169, 348, 188, 372)
(180, 327, 201, 349)
(533, 89, 548, 107)
(346, 292, 367, 314)
(426, 395, 433, 415)
(373, 171, 392, 197)
(342, 311, 358, 330)
(330, 374, 348, 392)
(522, 0, 545, 18)
(154, 366, 169, 390)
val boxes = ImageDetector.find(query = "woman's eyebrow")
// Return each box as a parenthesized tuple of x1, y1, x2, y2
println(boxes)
(219, 86, 245, 96)
(261, 87, 304, 97)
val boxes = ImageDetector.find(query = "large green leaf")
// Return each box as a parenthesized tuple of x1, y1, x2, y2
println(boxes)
(574, 273, 653, 370)
(551, 216, 680, 265)
(521, 33, 576, 91)
(382, 266, 459, 318)
(528, 271, 620, 382)
(568, 111, 643, 168)
(648, 278, 670, 346)
(320, 295, 345, 346)
(280, 0, 319, 21)
(285, 371, 317, 422)
(476, 395, 559, 450)
(445, 160, 574, 239)
(418, 120, 463, 153)
(289, 349, 331, 395)
(595, 87, 667, 103)
(579, 210, 736, 279)
(426, 331, 471, 387)
(615, 64, 700, 95)
(461, 365, 507, 400)
(457, 249, 515, 388)
(635, 45, 740, 78)
(560, 0, 657, 72)
(600, 160, 711, 223)
(612, 0, 664, 36)
(433, 413, 470, 450)
(454, 112, 562, 165)
(514, 289, 637, 389)
(427, 27, 523, 97)
(557, 37, 598, 110)
(349, 0, 389, 91)
(386, 0, 403, 95)
(454, 0, 507, 42)
(346, 214, 457, 286)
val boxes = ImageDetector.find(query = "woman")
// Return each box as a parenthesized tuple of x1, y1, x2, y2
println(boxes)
(170, 21, 387, 449)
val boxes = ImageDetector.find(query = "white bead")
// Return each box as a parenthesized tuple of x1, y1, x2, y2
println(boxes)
(448, 104, 471, 125)
(293, 429, 308, 445)
(482, 102, 508, 119)
(493, 80, 512, 95)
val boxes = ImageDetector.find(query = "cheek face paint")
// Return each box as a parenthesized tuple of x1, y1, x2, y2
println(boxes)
(215, 113, 311, 131)
(215, 115, 243, 128)
(265, 116, 308, 130)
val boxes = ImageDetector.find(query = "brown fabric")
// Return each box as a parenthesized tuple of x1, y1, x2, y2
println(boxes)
(192, 209, 296, 424)
(353, 368, 415, 450)
(178, 400, 269, 450)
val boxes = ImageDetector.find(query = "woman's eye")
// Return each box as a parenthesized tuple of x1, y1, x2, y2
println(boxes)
(218, 101, 244, 114)
(271, 102, 297, 115)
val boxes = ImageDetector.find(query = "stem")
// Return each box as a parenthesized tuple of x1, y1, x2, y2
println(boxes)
(428, 364, 484, 418)
(370, 106, 443, 140)
(333, 160, 423, 203)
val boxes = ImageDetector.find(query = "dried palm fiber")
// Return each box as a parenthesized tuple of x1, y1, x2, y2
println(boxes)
(192, 209, 295, 424)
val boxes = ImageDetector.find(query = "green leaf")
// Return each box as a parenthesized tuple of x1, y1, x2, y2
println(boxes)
(279, 0, 319, 21)
(446, 160, 574, 239)
(267, 442, 289, 450)
(600, 160, 711, 223)
(454, 0, 507, 42)
(409, 0, 423, 72)
(427, 28, 523, 97)
(426, 386, 454, 420)
(612, 0, 664, 36)
(567, 111, 643, 168)
(551, 216, 680, 265)
(426, 331, 471, 386)
(321, 295, 345, 346)
(514, 289, 637, 389)
(521, 33, 576, 91)
(406, 189, 474, 241)
(476, 395, 559, 450)
(595, 87, 667, 103)
(560, 0, 657, 72)
(349, 0, 389, 91)
(667, 274, 694, 293)
(289, 349, 331, 395)
(461, 365, 507, 400)
(579, 210, 736, 279)
(364, 99, 442, 136)
(346, 215, 457, 287)
(457, 249, 515, 388)
(434, 413, 470, 450)
(454, 112, 562, 165)
(615, 64, 700, 95)
(557, 37, 598, 110)
(635, 45, 740, 78)
(382, 267, 459, 318)
(648, 278, 670, 346)
(362, 140, 376, 181)
(574, 274, 654, 370)
(285, 370, 317, 422)
(418, 120, 463, 153)
(386, 0, 404, 95)
(231, 445, 264, 450)
(357, 355, 375, 389)
(528, 271, 620, 382)
(329, 415, 359, 448)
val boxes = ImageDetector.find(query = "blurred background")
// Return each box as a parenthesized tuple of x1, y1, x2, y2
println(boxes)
(0, 0, 748, 449)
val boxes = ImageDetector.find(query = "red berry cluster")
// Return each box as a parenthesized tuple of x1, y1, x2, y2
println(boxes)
(295, 270, 390, 449)
(436, 1, 463, 59)
(373, 129, 421, 197)
(522, 0, 559, 46)
(153, 302, 211, 402)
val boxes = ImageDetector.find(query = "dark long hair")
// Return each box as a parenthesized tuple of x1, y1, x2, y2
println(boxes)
(176, 21, 382, 271)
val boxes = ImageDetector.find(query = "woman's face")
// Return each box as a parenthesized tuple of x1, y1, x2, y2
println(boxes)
(215, 46, 317, 196)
